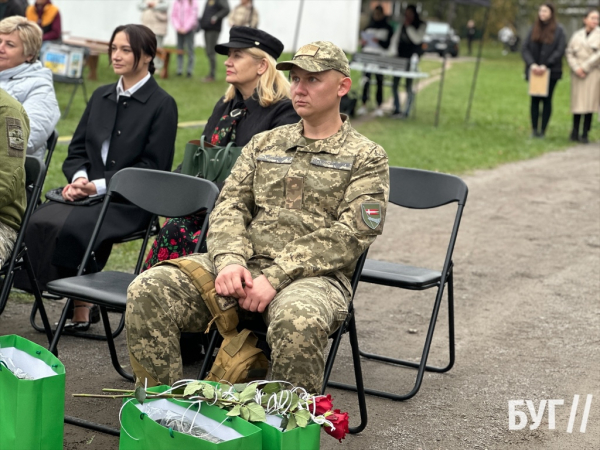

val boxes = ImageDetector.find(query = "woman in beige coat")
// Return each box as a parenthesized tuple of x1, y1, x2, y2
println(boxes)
(566, 9, 600, 143)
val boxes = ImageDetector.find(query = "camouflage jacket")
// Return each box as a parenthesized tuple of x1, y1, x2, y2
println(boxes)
(207, 115, 389, 293)
(0, 89, 30, 232)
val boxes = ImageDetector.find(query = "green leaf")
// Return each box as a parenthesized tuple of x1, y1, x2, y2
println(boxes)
(226, 404, 242, 417)
(202, 384, 216, 400)
(285, 414, 298, 431)
(240, 383, 258, 402)
(262, 382, 281, 395)
(233, 383, 247, 393)
(134, 387, 147, 404)
(183, 381, 204, 397)
(245, 402, 266, 422)
(294, 409, 311, 428)
(240, 405, 250, 421)
(289, 392, 300, 411)
(280, 416, 289, 431)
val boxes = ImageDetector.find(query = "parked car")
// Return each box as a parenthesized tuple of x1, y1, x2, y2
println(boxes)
(422, 21, 460, 57)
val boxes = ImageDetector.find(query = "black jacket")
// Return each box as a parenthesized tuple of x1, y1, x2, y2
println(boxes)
(522, 24, 567, 80)
(63, 75, 178, 184)
(1, 0, 25, 19)
(362, 17, 394, 51)
(203, 90, 300, 148)
(200, 0, 229, 32)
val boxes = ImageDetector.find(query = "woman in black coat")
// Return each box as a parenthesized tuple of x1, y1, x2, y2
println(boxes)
(142, 26, 299, 270)
(522, 2, 566, 137)
(18, 24, 178, 329)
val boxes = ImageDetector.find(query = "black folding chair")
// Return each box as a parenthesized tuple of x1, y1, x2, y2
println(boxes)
(0, 156, 54, 347)
(329, 166, 468, 401)
(43, 168, 220, 380)
(198, 252, 369, 434)
(45, 129, 59, 169)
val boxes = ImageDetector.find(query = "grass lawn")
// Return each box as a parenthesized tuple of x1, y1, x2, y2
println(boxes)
(41, 42, 585, 272)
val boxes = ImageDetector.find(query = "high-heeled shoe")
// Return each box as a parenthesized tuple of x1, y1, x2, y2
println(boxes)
(60, 305, 100, 333)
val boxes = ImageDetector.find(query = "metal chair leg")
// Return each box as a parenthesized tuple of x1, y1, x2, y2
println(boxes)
(323, 313, 368, 434)
(197, 329, 219, 379)
(99, 306, 133, 382)
(329, 278, 455, 401)
(23, 253, 55, 350)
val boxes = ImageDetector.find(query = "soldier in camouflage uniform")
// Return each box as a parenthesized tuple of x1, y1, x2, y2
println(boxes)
(0, 89, 29, 266)
(126, 41, 389, 393)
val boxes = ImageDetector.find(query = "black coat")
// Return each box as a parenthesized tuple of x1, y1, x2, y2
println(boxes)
(18, 76, 178, 289)
(203, 90, 300, 148)
(522, 24, 567, 80)
(1, 0, 25, 19)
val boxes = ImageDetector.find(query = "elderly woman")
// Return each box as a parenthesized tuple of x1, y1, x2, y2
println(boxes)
(566, 9, 600, 143)
(16, 24, 178, 330)
(0, 16, 59, 161)
(143, 26, 299, 270)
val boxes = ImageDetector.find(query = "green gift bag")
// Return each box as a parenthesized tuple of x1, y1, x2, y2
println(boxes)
(119, 385, 262, 450)
(256, 415, 321, 450)
(0, 335, 65, 450)
(181, 136, 243, 183)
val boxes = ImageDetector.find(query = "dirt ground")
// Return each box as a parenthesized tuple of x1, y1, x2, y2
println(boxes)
(1, 143, 598, 449)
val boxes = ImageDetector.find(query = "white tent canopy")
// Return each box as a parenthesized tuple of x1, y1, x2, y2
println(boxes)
(53, 0, 360, 53)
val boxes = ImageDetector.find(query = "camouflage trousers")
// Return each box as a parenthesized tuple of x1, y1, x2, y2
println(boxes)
(0, 221, 17, 266)
(126, 253, 350, 394)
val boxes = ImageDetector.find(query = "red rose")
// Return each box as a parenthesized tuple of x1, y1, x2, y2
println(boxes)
(157, 247, 169, 261)
(170, 239, 177, 245)
(324, 409, 349, 443)
(169, 252, 179, 259)
(313, 394, 334, 416)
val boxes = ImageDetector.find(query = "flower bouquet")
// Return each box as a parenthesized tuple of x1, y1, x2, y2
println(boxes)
(77, 379, 350, 450)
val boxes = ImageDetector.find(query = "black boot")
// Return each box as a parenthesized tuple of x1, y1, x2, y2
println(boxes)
(581, 113, 592, 144)
(570, 129, 580, 142)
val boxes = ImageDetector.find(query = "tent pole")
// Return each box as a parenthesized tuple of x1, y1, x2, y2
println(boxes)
(465, 6, 490, 123)
(291, 0, 305, 54)
(434, 52, 448, 127)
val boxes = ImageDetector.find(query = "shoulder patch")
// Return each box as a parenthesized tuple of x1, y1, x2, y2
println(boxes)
(295, 44, 320, 57)
(6, 117, 24, 157)
(256, 155, 293, 164)
(361, 202, 382, 230)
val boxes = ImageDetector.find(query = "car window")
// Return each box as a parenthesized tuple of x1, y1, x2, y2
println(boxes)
(426, 22, 450, 35)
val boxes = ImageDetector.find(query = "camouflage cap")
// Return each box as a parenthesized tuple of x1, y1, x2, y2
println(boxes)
(276, 41, 350, 77)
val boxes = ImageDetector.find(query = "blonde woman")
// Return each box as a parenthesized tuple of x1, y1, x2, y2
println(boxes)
(143, 26, 299, 270)
(566, 9, 600, 143)
(0, 16, 60, 160)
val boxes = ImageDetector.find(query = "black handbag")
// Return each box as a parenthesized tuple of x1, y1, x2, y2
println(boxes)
(45, 187, 104, 206)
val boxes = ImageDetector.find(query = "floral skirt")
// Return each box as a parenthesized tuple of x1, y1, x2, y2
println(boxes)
(142, 212, 206, 271)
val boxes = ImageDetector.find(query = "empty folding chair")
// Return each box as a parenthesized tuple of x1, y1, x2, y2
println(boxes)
(329, 166, 468, 400)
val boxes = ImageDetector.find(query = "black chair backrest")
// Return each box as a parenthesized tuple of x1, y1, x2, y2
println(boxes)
(389, 167, 468, 210)
(45, 129, 59, 169)
(25, 155, 44, 188)
(77, 168, 220, 276)
(108, 168, 220, 218)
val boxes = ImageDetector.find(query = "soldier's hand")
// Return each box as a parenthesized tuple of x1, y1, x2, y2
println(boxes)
(239, 275, 276, 313)
(215, 264, 253, 299)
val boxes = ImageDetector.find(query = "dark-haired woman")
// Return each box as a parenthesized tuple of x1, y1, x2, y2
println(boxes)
(522, 2, 566, 138)
(566, 9, 600, 143)
(391, 4, 426, 118)
(17, 24, 178, 330)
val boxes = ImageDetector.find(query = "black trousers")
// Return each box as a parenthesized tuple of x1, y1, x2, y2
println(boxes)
(530, 78, 558, 134)
(362, 72, 384, 106)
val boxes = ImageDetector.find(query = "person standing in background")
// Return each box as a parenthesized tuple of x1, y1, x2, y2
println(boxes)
(199, 0, 229, 82)
(391, 4, 426, 119)
(139, 0, 169, 71)
(0, 0, 25, 21)
(356, 5, 393, 117)
(466, 19, 476, 56)
(26, 0, 61, 42)
(172, 0, 199, 78)
(228, 0, 258, 28)
(521, 2, 566, 138)
(566, 9, 600, 144)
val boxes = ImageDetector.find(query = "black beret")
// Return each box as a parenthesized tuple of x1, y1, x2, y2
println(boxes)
(215, 26, 284, 60)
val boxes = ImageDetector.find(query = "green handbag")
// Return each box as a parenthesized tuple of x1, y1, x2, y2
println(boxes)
(181, 136, 243, 183)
